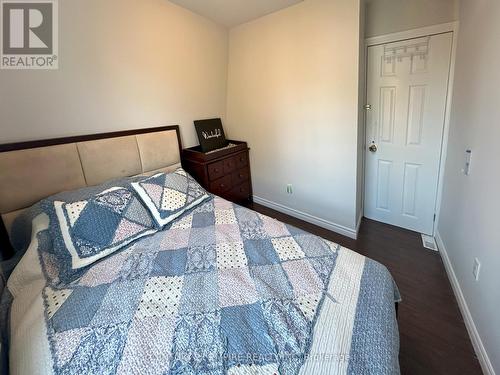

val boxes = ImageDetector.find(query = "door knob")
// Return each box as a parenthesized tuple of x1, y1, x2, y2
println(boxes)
(369, 143, 378, 153)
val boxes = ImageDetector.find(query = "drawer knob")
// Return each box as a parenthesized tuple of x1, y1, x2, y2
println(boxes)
(220, 184, 225, 188)
(214, 168, 219, 172)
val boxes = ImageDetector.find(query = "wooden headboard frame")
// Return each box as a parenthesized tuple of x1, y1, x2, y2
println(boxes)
(0, 125, 182, 258)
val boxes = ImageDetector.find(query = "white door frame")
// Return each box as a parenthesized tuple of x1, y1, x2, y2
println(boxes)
(362, 21, 459, 236)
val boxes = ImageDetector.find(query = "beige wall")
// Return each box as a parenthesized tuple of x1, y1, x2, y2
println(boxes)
(365, 0, 459, 37)
(226, 0, 362, 235)
(437, 0, 500, 372)
(0, 0, 228, 148)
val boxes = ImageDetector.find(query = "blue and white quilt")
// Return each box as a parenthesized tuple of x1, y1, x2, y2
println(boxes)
(4, 194, 401, 375)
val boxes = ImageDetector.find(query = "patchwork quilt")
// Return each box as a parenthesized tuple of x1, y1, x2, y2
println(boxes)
(6, 196, 401, 375)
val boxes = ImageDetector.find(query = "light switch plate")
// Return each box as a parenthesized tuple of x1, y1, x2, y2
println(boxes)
(473, 258, 481, 281)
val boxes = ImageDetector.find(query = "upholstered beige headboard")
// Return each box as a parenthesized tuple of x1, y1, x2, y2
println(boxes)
(0, 126, 182, 248)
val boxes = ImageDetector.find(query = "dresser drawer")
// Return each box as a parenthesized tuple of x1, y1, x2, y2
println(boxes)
(229, 182, 251, 201)
(231, 167, 250, 186)
(210, 175, 232, 194)
(208, 160, 224, 181)
(235, 152, 248, 169)
(223, 156, 237, 174)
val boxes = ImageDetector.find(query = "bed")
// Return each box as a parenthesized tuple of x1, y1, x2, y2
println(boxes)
(0, 126, 401, 375)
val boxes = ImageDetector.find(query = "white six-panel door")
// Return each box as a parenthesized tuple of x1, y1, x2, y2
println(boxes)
(364, 33, 453, 235)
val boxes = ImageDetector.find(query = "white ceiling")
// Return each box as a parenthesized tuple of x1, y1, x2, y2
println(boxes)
(169, 0, 303, 28)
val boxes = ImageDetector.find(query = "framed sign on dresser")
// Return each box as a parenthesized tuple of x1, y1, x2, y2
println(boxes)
(181, 141, 253, 204)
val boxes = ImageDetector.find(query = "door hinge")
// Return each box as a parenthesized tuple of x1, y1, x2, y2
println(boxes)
(433, 214, 436, 222)
(364, 104, 372, 110)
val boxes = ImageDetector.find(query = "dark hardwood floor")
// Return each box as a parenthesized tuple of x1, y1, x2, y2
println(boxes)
(247, 202, 483, 375)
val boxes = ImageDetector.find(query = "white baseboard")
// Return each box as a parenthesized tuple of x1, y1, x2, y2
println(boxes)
(435, 232, 495, 375)
(252, 195, 357, 239)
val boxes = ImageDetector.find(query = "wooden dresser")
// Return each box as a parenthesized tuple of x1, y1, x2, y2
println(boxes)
(181, 141, 253, 204)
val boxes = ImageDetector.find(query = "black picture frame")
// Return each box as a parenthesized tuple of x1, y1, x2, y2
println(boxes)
(194, 118, 229, 153)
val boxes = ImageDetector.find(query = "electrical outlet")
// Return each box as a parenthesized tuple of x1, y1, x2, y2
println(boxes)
(473, 258, 481, 281)
(286, 184, 293, 194)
